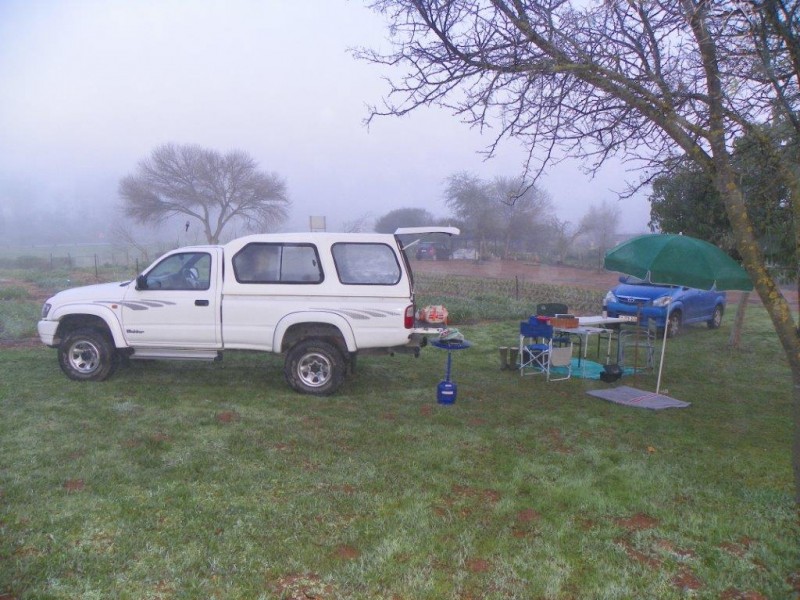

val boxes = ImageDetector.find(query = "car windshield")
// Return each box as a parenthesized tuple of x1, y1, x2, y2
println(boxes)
(621, 275, 677, 288)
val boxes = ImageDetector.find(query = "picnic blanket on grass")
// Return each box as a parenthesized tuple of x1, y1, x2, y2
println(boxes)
(586, 385, 690, 410)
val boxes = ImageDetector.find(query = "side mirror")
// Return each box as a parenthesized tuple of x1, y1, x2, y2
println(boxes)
(136, 274, 149, 290)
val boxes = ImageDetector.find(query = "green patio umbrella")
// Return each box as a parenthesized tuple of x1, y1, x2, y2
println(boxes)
(604, 233, 753, 292)
(604, 233, 753, 395)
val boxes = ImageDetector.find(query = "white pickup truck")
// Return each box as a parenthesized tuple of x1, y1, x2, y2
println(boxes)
(38, 227, 457, 395)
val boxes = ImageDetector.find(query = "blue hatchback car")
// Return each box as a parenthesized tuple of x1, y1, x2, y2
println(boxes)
(603, 276, 726, 337)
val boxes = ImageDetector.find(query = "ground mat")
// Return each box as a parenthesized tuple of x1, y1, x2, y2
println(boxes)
(586, 385, 691, 410)
(551, 359, 637, 380)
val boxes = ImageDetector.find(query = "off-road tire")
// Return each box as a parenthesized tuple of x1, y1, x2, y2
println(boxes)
(707, 305, 723, 329)
(284, 339, 346, 396)
(58, 328, 118, 381)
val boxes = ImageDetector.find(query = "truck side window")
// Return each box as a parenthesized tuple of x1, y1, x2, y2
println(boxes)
(332, 243, 401, 285)
(143, 252, 211, 291)
(233, 243, 322, 284)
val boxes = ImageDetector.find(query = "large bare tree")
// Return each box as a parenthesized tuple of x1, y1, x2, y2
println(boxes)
(120, 143, 290, 244)
(358, 1, 800, 501)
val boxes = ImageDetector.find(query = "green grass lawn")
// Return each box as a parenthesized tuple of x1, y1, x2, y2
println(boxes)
(0, 303, 797, 599)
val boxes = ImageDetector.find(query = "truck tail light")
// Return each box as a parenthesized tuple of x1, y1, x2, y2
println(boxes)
(404, 305, 414, 329)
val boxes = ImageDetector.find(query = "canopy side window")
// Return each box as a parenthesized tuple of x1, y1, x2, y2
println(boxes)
(233, 243, 323, 284)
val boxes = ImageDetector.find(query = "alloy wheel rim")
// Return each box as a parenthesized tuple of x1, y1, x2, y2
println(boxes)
(297, 352, 332, 388)
(68, 340, 101, 374)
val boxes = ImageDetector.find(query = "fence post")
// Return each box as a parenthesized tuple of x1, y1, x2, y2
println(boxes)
(94, 254, 99, 278)
(515, 276, 519, 300)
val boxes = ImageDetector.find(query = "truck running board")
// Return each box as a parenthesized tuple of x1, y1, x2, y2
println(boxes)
(130, 348, 222, 361)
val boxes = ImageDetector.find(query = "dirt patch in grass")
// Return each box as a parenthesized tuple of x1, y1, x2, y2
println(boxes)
(654, 538, 696, 559)
(63, 479, 85, 493)
(215, 410, 240, 423)
(720, 589, 769, 600)
(788, 572, 800, 594)
(451, 484, 502, 504)
(512, 508, 541, 538)
(466, 558, 491, 573)
(614, 512, 660, 531)
(612, 519, 711, 595)
(274, 573, 334, 599)
(332, 544, 360, 560)
(720, 537, 757, 557)
(516, 508, 541, 523)
(671, 567, 703, 592)
(615, 538, 662, 569)
(545, 427, 572, 453)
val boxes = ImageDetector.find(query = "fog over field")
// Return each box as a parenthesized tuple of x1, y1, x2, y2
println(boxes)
(0, 0, 651, 248)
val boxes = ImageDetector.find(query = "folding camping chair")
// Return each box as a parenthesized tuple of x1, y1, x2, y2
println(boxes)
(519, 318, 573, 381)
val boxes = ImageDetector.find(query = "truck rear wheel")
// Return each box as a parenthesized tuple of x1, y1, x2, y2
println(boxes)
(284, 339, 345, 396)
(58, 328, 118, 381)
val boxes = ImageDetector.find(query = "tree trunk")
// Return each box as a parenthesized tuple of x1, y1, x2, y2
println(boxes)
(728, 292, 749, 349)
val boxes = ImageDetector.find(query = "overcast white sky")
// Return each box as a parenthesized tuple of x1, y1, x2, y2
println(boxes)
(0, 0, 652, 238)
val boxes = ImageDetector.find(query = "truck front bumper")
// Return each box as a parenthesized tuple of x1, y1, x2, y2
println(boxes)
(38, 320, 59, 347)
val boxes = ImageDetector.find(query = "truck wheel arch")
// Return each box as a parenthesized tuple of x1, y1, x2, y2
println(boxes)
(55, 312, 124, 348)
(274, 313, 356, 354)
(278, 322, 351, 358)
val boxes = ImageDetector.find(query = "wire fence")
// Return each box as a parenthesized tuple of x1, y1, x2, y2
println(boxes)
(0, 243, 170, 277)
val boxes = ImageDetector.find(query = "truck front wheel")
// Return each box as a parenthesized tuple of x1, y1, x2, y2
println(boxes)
(284, 339, 345, 396)
(58, 328, 118, 382)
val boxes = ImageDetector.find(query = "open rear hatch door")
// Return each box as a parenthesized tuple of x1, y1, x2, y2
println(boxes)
(395, 227, 460, 339)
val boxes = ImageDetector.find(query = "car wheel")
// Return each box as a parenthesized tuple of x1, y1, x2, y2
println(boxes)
(58, 328, 118, 381)
(284, 339, 345, 396)
(707, 305, 723, 329)
(666, 310, 682, 338)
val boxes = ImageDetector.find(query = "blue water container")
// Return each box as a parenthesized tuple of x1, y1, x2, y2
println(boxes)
(437, 380, 457, 404)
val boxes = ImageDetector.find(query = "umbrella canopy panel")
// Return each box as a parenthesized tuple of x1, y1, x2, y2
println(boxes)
(604, 234, 753, 292)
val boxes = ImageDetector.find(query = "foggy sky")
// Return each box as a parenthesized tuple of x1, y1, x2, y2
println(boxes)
(0, 0, 651, 243)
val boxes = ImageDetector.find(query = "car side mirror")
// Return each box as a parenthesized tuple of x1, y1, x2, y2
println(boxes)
(136, 274, 149, 290)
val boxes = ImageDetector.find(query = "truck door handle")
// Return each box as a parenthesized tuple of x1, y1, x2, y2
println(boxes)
(195, 299, 209, 306)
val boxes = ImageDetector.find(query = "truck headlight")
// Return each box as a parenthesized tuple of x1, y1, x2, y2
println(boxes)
(41, 303, 51, 318)
(603, 291, 617, 305)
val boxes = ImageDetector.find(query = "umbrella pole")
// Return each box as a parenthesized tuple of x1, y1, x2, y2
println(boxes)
(656, 302, 670, 395)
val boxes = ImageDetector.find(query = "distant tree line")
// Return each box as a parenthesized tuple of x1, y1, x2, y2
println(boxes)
(374, 172, 622, 267)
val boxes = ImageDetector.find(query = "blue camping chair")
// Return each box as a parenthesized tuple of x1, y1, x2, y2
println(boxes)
(519, 318, 573, 381)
